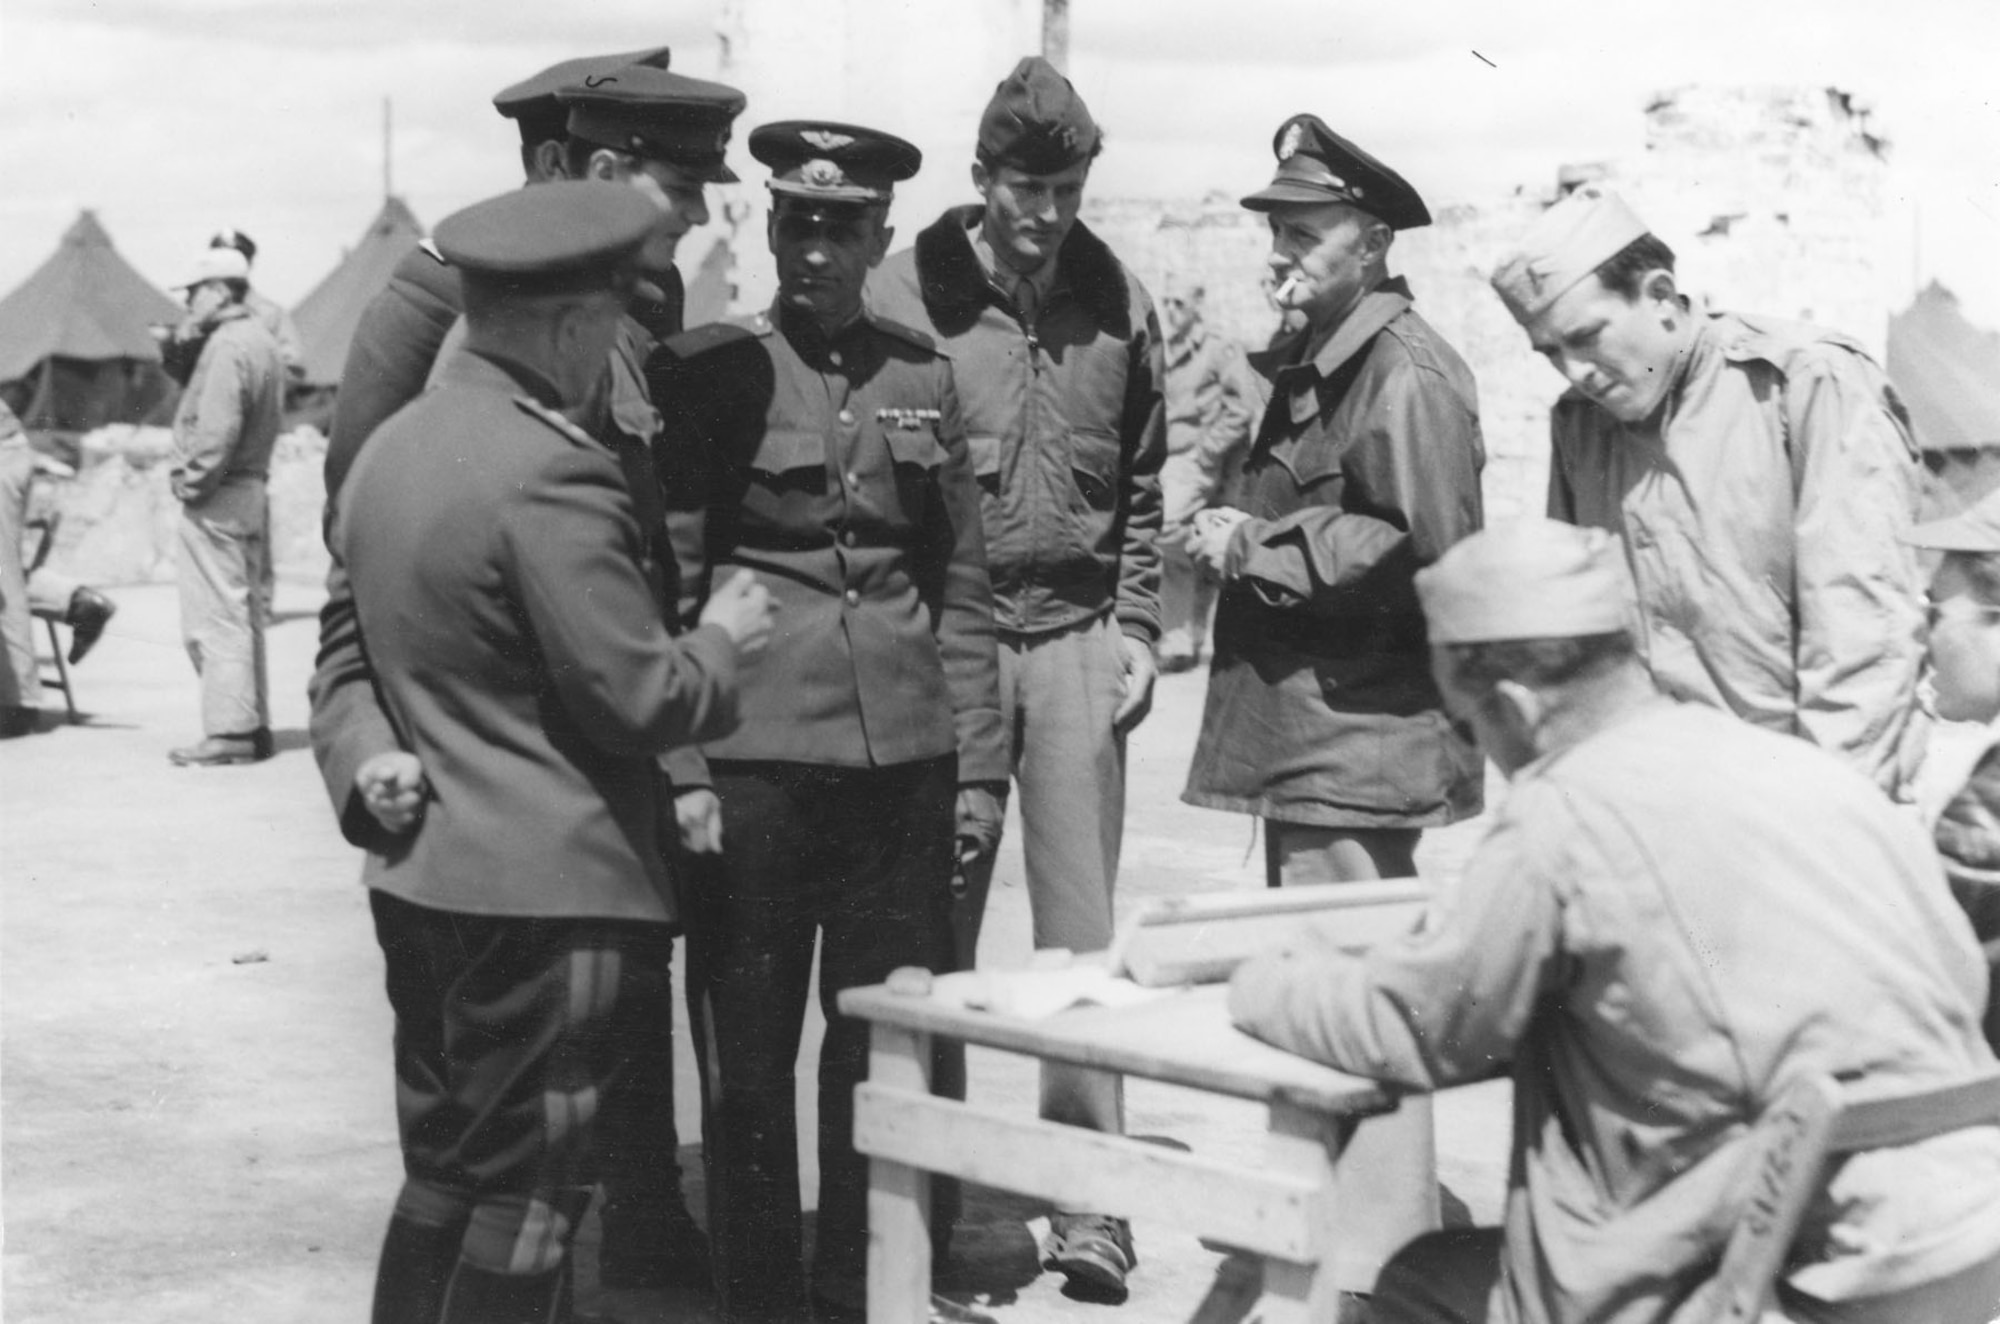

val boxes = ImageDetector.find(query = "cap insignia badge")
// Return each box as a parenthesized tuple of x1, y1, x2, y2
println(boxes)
(802, 159, 845, 188)
(803, 129, 856, 151)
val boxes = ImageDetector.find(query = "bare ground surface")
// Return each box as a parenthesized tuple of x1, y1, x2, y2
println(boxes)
(2, 582, 1512, 1323)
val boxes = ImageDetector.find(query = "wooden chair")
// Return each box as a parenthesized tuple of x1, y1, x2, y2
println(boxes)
(25, 513, 78, 723)
(1673, 1067, 2000, 1324)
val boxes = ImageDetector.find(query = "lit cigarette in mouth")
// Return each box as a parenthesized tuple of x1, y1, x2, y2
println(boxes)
(1273, 275, 1303, 303)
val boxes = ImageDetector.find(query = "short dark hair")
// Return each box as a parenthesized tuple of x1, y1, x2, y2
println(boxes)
(1592, 233, 1677, 300)
(1441, 632, 1636, 697)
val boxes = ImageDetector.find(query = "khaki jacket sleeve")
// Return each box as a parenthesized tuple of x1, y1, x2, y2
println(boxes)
(1228, 796, 1564, 1089)
(923, 370, 1007, 784)
(1225, 354, 1482, 614)
(1115, 299, 1168, 643)
(307, 555, 407, 852)
(1194, 339, 1260, 474)
(506, 443, 739, 759)
(1785, 353, 1926, 796)
(170, 337, 252, 505)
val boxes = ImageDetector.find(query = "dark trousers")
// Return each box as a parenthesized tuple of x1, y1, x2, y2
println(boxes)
(592, 925, 685, 1228)
(687, 757, 955, 1322)
(367, 891, 651, 1324)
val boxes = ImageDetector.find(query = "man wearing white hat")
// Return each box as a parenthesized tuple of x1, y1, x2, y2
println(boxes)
(1230, 518, 2000, 1324)
(1490, 187, 1928, 799)
(165, 245, 283, 766)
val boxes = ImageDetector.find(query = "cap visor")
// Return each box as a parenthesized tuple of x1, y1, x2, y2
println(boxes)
(1239, 181, 1344, 212)
(767, 181, 884, 205)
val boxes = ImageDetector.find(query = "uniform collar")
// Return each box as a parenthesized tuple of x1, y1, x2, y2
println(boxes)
(1250, 277, 1413, 424)
(912, 204, 1131, 337)
(438, 346, 566, 410)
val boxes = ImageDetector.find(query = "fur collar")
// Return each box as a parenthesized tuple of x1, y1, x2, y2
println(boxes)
(911, 205, 1132, 338)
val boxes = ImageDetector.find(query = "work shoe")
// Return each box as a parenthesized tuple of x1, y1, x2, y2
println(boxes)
(1041, 1211, 1136, 1300)
(596, 1202, 712, 1291)
(64, 587, 116, 664)
(0, 705, 42, 739)
(168, 729, 273, 766)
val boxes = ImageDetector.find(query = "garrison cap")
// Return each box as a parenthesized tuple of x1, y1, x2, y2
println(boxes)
(559, 65, 746, 184)
(171, 246, 250, 290)
(1490, 185, 1651, 323)
(1904, 488, 2000, 554)
(492, 47, 672, 136)
(433, 181, 662, 288)
(751, 121, 921, 206)
(1417, 520, 1638, 645)
(977, 56, 1101, 174)
(1241, 114, 1430, 230)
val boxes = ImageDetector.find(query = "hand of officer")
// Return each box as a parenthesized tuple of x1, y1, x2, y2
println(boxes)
(952, 784, 1008, 896)
(1113, 634, 1158, 735)
(675, 787, 725, 854)
(355, 751, 428, 834)
(699, 568, 776, 658)
(1187, 506, 1251, 575)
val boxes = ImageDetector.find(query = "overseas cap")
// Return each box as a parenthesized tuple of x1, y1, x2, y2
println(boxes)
(559, 65, 747, 183)
(492, 47, 672, 122)
(751, 121, 921, 205)
(433, 180, 662, 286)
(1241, 114, 1430, 229)
(1417, 519, 1638, 645)
(1490, 185, 1651, 323)
(171, 246, 250, 289)
(1904, 488, 2000, 553)
(978, 56, 1101, 174)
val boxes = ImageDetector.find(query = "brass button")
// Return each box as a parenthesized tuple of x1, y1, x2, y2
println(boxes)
(844, 588, 860, 606)
(846, 472, 861, 487)
(838, 408, 855, 425)
(842, 530, 857, 546)
(829, 349, 844, 366)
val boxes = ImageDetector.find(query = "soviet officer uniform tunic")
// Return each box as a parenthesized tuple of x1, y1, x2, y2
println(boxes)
(649, 302, 1004, 1317)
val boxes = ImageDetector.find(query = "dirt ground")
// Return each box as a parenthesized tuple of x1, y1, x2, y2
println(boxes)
(1, 580, 1511, 1323)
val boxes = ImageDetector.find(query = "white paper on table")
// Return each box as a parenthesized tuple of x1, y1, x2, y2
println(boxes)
(926, 966, 1176, 1020)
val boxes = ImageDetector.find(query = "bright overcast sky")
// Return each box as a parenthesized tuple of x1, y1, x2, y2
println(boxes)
(4, 0, 1998, 325)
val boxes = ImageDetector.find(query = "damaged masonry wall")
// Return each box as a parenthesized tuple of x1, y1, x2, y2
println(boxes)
(1086, 85, 1897, 521)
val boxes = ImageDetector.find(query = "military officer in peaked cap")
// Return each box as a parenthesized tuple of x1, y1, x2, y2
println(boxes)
(311, 46, 749, 1300)
(328, 180, 773, 1324)
(1184, 114, 1484, 883)
(648, 122, 1005, 1323)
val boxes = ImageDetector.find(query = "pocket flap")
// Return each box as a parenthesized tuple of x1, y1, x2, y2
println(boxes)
(884, 426, 943, 470)
(750, 429, 826, 475)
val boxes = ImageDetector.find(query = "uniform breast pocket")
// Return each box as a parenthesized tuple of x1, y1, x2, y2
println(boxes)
(883, 424, 944, 523)
(741, 429, 827, 523)
(1265, 436, 1346, 504)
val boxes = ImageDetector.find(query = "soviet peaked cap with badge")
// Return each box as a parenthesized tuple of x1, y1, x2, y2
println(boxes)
(750, 121, 922, 208)
(978, 55, 1101, 174)
(1240, 113, 1430, 230)
(557, 64, 747, 183)
(432, 180, 664, 290)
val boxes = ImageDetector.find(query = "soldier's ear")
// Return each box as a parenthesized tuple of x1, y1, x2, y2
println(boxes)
(530, 139, 569, 181)
(971, 160, 992, 200)
(869, 221, 896, 268)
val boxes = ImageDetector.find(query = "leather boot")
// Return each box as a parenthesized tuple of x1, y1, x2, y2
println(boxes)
(63, 587, 116, 664)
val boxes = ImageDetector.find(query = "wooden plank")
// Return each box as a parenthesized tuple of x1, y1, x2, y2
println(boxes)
(851, 1083, 1331, 1262)
(1114, 886, 1431, 988)
(1323, 1096, 1438, 1291)
(1254, 1099, 1341, 1323)
(865, 1026, 932, 1324)
(838, 982, 1393, 1115)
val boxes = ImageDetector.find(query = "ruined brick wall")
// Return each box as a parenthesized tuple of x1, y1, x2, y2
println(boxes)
(1085, 84, 1896, 523)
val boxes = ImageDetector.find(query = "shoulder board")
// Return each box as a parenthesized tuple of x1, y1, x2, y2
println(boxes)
(866, 312, 940, 355)
(512, 395, 596, 449)
(659, 319, 766, 364)
(419, 238, 446, 266)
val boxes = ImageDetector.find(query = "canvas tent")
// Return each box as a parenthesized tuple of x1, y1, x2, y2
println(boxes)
(1887, 281, 2000, 508)
(292, 196, 425, 389)
(0, 211, 184, 435)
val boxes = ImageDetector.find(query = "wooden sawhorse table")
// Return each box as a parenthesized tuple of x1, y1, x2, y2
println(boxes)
(840, 972, 1438, 1323)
